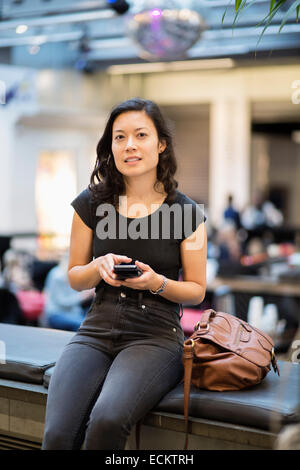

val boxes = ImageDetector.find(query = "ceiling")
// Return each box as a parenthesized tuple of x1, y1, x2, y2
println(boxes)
(0, 0, 299, 71)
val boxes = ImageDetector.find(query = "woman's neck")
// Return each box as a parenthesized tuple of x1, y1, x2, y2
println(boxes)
(117, 180, 167, 218)
(123, 180, 166, 202)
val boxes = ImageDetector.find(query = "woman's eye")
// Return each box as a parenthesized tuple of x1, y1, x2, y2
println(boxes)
(115, 135, 124, 140)
(138, 132, 147, 138)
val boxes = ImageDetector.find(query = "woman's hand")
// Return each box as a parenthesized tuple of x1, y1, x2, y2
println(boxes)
(93, 253, 132, 287)
(119, 260, 163, 292)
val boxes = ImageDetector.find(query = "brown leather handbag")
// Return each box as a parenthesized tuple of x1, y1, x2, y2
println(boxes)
(182, 308, 280, 449)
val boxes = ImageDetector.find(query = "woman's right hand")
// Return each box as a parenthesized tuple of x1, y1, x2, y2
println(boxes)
(93, 254, 132, 287)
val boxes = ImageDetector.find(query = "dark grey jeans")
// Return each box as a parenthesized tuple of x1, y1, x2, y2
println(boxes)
(42, 286, 184, 450)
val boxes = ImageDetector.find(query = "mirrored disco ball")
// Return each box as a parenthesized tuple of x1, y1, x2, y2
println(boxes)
(127, 0, 206, 60)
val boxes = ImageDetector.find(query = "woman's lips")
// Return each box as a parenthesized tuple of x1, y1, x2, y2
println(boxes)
(125, 158, 141, 165)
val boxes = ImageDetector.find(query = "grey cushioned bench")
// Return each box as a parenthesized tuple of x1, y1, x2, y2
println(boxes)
(43, 358, 300, 434)
(155, 364, 300, 431)
(0, 323, 74, 384)
(0, 324, 299, 449)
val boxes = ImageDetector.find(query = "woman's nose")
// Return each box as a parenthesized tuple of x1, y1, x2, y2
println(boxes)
(125, 136, 137, 150)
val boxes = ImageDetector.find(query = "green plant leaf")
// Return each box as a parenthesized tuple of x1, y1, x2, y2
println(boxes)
(235, 0, 243, 11)
(231, 0, 258, 31)
(232, 0, 248, 27)
(269, 0, 286, 13)
(222, 0, 233, 24)
(223, 0, 296, 39)
(255, 0, 286, 27)
(269, 0, 276, 13)
(255, 0, 286, 46)
(279, 0, 300, 31)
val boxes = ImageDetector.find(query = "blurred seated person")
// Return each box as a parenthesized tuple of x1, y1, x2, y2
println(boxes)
(2, 249, 33, 294)
(223, 194, 241, 229)
(246, 237, 265, 257)
(0, 261, 24, 324)
(43, 252, 94, 331)
(213, 222, 245, 277)
(216, 222, 242, 263)
(241, 190, 283, 230)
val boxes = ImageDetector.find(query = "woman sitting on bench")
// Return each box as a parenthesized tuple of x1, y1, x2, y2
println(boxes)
(42, 97, 207, 450)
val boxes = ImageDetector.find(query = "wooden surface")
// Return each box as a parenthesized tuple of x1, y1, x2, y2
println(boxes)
(208, 276, 300, 297)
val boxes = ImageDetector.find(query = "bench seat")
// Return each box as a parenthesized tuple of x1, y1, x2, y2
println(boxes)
(0, 323, 74, 384)
(0, 324, 299, 449)
(154, 364, 300, 432)
(42, 358, 300, 434)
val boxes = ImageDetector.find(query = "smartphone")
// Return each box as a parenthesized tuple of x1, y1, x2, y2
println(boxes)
(113, 264, 143, 280)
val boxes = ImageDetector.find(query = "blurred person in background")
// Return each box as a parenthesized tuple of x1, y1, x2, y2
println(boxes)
(216, 222, 242, 264)
(0, 256, 24, 325)
(241, 190, 283, 230)
(223, 194, 241, 230)
(43, 251, 94, 331)
(2, 249, 33, 293)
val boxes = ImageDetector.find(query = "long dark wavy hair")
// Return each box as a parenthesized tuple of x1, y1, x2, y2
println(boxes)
(88, 97, 179, 211)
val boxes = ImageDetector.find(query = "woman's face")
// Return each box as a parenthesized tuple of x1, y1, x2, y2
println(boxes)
(111, 110, 166, 181)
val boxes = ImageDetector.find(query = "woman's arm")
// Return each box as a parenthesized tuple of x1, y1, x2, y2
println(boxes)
(68, 212, 133, 291)
(121, 222, 207, 305)
(68, 212, 102, 291)
(152, 222, 207, 305)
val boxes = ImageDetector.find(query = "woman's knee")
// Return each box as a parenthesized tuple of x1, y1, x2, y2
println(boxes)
(84, 408, 129, 449)
(42, 425, 75, 450)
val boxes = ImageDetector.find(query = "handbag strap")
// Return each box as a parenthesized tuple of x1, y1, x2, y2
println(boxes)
(199, 308, 216, 328)
(183, 339, 195, 450)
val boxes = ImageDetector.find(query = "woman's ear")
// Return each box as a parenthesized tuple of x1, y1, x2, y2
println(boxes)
(159, 139, 167, 154)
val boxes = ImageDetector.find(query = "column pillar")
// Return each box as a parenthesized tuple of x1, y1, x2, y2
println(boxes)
(0, 109, 18, 234)
(209, 97, 251, 228)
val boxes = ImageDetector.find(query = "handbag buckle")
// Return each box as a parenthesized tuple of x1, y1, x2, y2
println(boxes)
(184, 338, 195, 349)
(194, 322, 210, 332)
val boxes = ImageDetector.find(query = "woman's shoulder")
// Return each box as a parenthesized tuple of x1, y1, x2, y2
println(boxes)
(70, 186, 94, 229)
(74, 186, 92, 202)
(173, 189, 202, 208)
(173, 189, 207, 223)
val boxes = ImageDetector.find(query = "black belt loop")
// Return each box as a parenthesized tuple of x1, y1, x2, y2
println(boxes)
(138, 291, 143, 309)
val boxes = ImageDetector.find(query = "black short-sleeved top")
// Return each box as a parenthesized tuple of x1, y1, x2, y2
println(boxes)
(71, 187, 206, 293)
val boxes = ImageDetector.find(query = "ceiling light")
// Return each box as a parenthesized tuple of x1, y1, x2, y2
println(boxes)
(28, 45, 40, 55)
(126, 0, 207, 60)
(107, 58, 235, 74)
(31, 35, 47, 46)
(16, 24, 28, 34)
(0, 10, 116, 31)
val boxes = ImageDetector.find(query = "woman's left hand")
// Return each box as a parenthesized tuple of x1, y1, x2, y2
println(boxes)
(118, 260, 163, 291)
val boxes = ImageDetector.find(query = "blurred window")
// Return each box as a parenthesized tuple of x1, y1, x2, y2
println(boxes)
(35, 150, 76, 250)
